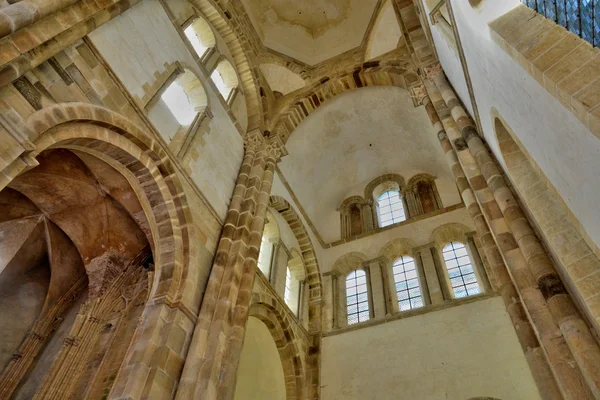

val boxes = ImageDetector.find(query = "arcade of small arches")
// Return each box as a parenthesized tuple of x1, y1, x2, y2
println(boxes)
(1, 0, 600, 399)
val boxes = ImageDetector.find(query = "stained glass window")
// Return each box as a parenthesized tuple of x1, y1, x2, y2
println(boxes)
(522, 0, 600, 47)
(377, 190, 406, 227)
(392, 256, 424, 311)
(346, 270, 370, 325)
(442, 242, 481, 299)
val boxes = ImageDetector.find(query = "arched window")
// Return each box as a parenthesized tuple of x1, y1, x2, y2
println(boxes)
(161, 80, 196, 125)
(148, 68, 207, 144)
(442, 242, 480, 298)
(183, 17, 216, 59)
(211, 59, 239, 101)
(257, 234, 273, 277)
(377, 190, 406, 227)
(346, 270, 370, 325)
(284, 267, 292, 303)
(285, 250, 305, 317)
(392, 256, 423, 311)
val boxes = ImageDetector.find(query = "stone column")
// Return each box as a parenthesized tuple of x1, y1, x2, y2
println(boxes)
(420, 85, 561, 400)
(415, 244, 444, 305)
(268, 241, 280, 284)
(403, 189, 421, 217)
(331, 273, 340, 329)
(361, 202, 374, 232)
(429, 70, 600, 399)
(364, 259, 387, 319)
(466, 233, 492, 293)
(175, 132, 283, 400)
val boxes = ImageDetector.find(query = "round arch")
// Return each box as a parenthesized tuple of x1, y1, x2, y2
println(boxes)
(187, 0, 263, 131)
(269, 195, 323, 331)
(270, 66, 415, 142)
(249, 294, 306, 400)
(0, 102, 198, 396)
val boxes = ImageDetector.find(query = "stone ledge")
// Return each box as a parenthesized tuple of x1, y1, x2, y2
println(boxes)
(489, 5, 600, 141)
(323, 292, 498, 337)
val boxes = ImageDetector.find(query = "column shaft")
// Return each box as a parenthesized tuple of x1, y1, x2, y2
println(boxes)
(417, 246, 444, 305)
(432, 72, 600, 399)
(365, 260, 387, 319)
(422, 89, 562, 400)
(176, 136, 282, 400)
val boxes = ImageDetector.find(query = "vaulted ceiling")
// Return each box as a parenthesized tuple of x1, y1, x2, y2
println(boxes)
(240, 0, 380, 65)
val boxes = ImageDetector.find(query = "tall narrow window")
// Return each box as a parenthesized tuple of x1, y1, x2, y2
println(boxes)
(284, 267, 292, 305)
(392, 256, 423, 311)
(377, 190, 406, 227)
(442, 242, 480, 298)
(257, 234, 273, 277)
(346, 270, 370, 325)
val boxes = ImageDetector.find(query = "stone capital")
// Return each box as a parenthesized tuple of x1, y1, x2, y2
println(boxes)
(411, 84, 428, 106)
(423, 63, 444, 81)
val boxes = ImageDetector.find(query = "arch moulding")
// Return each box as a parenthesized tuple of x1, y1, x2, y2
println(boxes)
(0, 102, 202, 399)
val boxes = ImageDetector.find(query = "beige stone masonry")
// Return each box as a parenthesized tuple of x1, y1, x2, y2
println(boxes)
(489, 5, 600, 141)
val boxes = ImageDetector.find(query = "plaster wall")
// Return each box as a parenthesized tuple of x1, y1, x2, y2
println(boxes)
(421, 4, 472, 117)
(278, 86, 462, 243)
(365, 0, 402, 61)
(321, 296, 541, 400)
(272, 173, 326, 265)
(233, 317, 286, 400)
(432, 0, 600, 252)
(88, 0, 244, 220)
(320, 207, 472, 273)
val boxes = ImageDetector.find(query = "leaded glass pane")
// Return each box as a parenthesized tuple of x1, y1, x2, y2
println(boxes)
(522, 0, 599, 47)
(443, 242, 481, 299)
(377, 190, 406, 227)
(392, 256, 423, 312)
(346, 270, 370, 325)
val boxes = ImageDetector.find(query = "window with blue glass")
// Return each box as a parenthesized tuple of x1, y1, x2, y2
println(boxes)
(346, 270, 370, 325)
(442, 242, 481, 299)
(522, 0, 600, 47)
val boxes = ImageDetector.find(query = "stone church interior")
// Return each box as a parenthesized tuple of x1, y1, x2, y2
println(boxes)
(1, 0, 600, 399)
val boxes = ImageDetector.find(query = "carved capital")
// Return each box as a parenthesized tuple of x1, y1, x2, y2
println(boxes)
(423, 63, 444, 81)
(243, 129, 266, 152)
(410, 84, 428, 106)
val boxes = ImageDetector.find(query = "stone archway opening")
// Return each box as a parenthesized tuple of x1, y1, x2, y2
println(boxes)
(0, 148, 153, 399)
(233, 316, 288, 400)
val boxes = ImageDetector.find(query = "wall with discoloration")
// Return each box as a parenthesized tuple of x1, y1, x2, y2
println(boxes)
(279, 86, 462, 243)
(321, 297, 541, 400)
(88, 0, 244, 219)
(233, 317, 287, 400)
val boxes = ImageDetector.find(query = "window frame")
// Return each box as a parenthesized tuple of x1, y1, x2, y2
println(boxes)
(391, 255, 425, 311)
(345, 269, 371, 325)
(181, 15, 217, 63)
(377, 190, 407, 227)
(441, 241, 482, 299)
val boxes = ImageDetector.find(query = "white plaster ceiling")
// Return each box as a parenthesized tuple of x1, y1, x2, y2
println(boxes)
(278, 86, 462, 243)
(259, 64, 305, 95)
(241, 0, 379, 65)
(365, 0, 403, 61)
